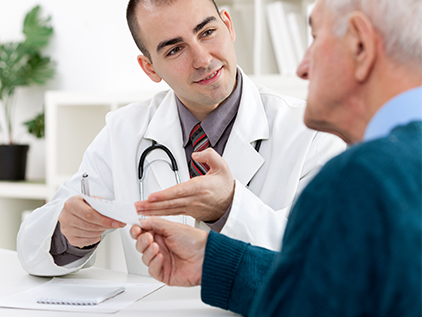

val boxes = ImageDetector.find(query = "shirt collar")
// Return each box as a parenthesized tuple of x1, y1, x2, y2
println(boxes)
(364, 86, 422, 142)
(177, 69, 243, 147)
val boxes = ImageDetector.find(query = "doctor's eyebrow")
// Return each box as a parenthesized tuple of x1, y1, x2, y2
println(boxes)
(156, 37, 183, 54)
(156, 16, 217, 54)
(193, 16, 216, 34)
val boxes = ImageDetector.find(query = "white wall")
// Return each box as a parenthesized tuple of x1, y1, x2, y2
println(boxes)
(0, 0, 168, 179)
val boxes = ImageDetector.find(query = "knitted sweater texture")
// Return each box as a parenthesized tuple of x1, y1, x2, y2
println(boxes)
(202, 121, 422, 316)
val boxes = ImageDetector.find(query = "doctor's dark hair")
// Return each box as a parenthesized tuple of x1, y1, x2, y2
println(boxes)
(126, 0, 220, 62)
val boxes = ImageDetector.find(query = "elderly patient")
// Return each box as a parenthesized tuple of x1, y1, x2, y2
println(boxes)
(131, 0, 421, 316)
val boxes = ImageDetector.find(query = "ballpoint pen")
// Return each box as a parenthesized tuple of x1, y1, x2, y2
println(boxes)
(81, 173, 90, 196)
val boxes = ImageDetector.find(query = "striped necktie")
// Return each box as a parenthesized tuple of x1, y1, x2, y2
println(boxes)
(189, 123, 211, 178)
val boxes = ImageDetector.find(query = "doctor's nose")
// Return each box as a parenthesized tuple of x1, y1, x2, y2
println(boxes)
(191, 43, 212, 69)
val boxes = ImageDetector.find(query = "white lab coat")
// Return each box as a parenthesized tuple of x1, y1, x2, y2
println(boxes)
(17, 70, 345, 276)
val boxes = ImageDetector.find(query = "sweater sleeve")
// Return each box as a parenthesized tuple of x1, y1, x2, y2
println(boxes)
(201, 231, 278, 315)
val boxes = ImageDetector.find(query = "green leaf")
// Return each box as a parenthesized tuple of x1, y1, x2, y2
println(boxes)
(24, 53, 55, 85)
(0, 43, 30, 99)
(23, 5, 53, 52)
(24, 110, 45, 138)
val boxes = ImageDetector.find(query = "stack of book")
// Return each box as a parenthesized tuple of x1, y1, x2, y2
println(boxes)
(266, 1, 315, 75)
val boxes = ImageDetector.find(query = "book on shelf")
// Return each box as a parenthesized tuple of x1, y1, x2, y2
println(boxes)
(287, 11, 306, 64)
(266, 1, 306, 75)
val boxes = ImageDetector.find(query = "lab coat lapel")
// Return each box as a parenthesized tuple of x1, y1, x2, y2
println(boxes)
(223, 71, 269, 186)
(143, 91, 190, 192)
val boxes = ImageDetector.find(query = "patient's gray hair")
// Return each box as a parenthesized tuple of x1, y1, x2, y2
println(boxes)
(323, 0, 422, 68)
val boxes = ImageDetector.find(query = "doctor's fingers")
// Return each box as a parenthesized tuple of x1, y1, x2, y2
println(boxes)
(135, 199, 189, 215)
(59, 222, 104, 248)
(61, 223, 108, 238)
(141, 176, 207, 204)
(137, 196, 215, 220)
(191, 148, 230, 173)
(64, 196, 126, 229)
(59, 209, 124, 232)
(59, 222, 107, 248)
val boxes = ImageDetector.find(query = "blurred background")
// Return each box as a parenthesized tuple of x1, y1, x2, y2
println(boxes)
(0, 0, 169, 179)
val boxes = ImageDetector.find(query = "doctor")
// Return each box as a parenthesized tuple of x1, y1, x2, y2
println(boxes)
(17, 0, 344, 276)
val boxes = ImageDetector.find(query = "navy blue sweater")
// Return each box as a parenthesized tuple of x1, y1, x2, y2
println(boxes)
(201, 121, 422, 316)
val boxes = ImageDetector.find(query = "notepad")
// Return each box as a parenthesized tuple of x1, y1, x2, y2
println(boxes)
(0, 278, 164, 313)
(36, 284, 125, 306)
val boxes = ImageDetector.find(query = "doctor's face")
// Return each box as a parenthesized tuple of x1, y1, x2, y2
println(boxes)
(136, 0, 238, 117)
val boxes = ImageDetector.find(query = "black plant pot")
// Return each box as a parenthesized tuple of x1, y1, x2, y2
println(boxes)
(0, 145, 29, 181)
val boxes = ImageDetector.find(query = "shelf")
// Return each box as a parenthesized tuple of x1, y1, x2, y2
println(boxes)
(0, 181, 50, 200)
(249, 74, 309, 99)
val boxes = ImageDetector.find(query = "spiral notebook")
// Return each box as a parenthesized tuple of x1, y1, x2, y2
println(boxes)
(36, 284, 125, 306)
(0, 278, 164, 313)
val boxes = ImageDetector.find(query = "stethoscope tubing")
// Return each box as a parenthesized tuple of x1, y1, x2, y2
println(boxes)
(138, 140, 184, 224)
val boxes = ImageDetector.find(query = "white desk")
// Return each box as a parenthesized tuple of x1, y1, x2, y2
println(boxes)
(0, 249, 238, 316)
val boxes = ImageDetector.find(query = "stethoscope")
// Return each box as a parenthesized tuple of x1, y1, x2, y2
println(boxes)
(137, 139, 262, 224)
(137, 140, 186, 224)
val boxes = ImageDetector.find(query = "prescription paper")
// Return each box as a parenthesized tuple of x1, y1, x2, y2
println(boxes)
(82, 195, 141, 226)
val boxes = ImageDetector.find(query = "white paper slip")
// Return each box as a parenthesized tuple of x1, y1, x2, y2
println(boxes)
(36, 284, 125, 305)
(82, 195, 141, 226)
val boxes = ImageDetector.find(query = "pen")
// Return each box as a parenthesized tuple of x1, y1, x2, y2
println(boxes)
(81, 173, 90, 196)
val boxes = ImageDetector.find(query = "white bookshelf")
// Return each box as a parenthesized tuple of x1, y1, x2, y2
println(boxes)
(0, 181, 51, 200)
(217, 0, 314, 78)
(0, 182, 48, 250)
(44, 89, 169, 191)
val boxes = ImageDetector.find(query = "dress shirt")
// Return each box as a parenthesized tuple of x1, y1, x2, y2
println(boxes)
(364, 86, 422, 142)
(177, 69, 242, 163)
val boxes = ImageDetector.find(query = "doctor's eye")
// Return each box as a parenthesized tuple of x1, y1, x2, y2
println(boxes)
(201, 29, 215, 38)
(167, 46, 182, 56)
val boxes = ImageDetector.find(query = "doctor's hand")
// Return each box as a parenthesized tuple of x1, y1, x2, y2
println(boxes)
(135, 148, 235, 222)
(130, 217, 207, 286)
(58, 195, 126, 248)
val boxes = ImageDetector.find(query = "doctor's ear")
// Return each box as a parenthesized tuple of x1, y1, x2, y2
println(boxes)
(137, 55, 162, 83)
(219, 9, 236, 43)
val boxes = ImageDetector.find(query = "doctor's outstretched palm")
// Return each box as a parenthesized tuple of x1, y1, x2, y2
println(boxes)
(134, 148, 235, 222)
(130, 217, 207, 286)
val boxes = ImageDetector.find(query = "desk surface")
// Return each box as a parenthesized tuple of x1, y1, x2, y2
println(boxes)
(0, 249, 237, 316)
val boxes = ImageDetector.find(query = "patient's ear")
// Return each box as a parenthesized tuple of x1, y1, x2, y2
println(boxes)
(137, 55, 162, 83)
(347, 12, 377, 83)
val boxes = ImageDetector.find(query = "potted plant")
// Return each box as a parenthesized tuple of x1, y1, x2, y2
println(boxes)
(0, 5, 55, 180)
